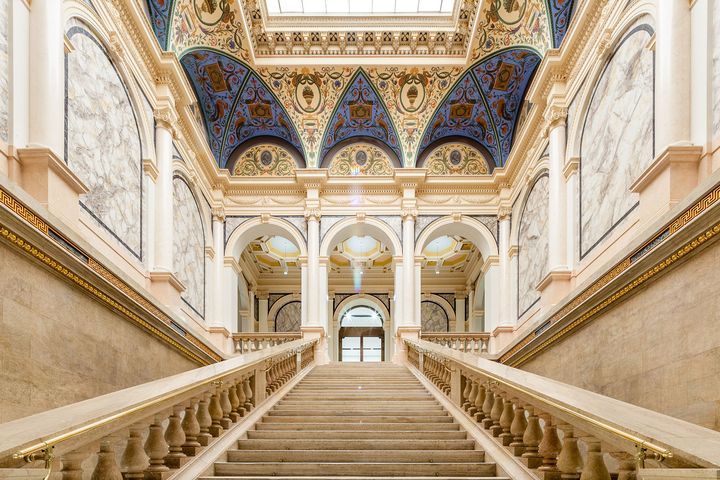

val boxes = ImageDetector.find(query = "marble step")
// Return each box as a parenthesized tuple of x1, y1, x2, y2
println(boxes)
(260, 415, 453, 423)
(226, 450, 485, 463)
(266, 408, 446, 416)
(252, 422, 461, 431)
(246, 430, 469, 440)
(201, 477, 507, 480)
(238, 439, 476, 450)
(213, 461, 497, 476)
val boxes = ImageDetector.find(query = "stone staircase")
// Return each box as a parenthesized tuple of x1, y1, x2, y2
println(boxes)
(201, 362, 508, 479)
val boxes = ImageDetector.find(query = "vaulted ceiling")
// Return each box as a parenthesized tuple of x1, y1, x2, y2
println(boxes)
(143, 0, 576, 170)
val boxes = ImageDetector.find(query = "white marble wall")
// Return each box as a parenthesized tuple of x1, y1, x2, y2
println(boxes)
(714, 1, 720, 138)
(518, 175, 549, 316)
(421, 302, 448, 332)
(173, 177, 205, 316)
(66, 22, 142, 257)
(276, 302, 301, 332)
(580, 28, 653, 255)
(0, 0, 9, 142)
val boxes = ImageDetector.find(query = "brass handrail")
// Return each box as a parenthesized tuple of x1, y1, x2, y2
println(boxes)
(407, 338, 674, 462)
(9, 338, 317, 462)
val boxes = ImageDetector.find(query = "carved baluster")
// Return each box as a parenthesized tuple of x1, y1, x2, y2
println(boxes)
(471, 381, 485, 419)
(481, 384, 495, 429)
(499, 397, 515, 446)
(144, 414, 170, 479)
(164, 405, 187, 468)
(91, 438, 123, 480)
(509, 403, 527, 455)
(243, 376, 255, 410)
(521, 407, 543, 468)
(466, 380, 479, 413)
(613, 454, 636, 480)
(557, 426, 583, 480)
(208, 389, 224, 437)
(233, 338, 240, 353)
(579, 439, 610, 480)
(122, 425, 149, 480)
(461, 375, 473, 409)
(537, 415, 562, 479)
(481, 337, 489, 353)
(196, 393, 213, 446)
(181, 400, 202, 456)
(489, 389, 504, 436)
(61, 450, 91, 480)
(236, 379, 247, 417)
(219, 386, 232, 428)
(228, 380, 241, 422)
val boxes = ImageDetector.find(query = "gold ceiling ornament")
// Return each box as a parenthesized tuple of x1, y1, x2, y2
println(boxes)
(424, 142, 490, 175)
(232, 144, 297, 176)
(328, 143, 394, 176)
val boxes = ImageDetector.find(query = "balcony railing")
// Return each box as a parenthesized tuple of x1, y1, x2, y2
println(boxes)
(405, 337, 720, 476)
(0, 338, 317, 479)
(232, 332, 302, 354)
(420, 332, 490, 354)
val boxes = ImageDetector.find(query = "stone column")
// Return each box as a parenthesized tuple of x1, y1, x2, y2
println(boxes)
(655, 0, 691, 153)
(248, 287, 256, 332)
(498, 208, 511, 325)
(257, 291, 269, 333)
(210, 209, 225, 329)
(483, 259, 500, 332)
(28, 0, 63, 156)
(454, 292, 466, 333)
(327, 292, 336, 361)
(467, 287, 474, 330)
(153, 113, 175, 273)
(564, 160, 579, 270)
(299, 258, 308, 326)
(305, 210, 321, 326)
(402, 209, 416, 326)
(223, 257, 241, 333)
(546, 106, 568, 273)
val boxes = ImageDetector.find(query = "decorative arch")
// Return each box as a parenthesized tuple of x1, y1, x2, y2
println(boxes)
(225, 216, 308, 260)
(268, 294, 301, 324)
(420, 298, 453, 333)
(319, 70, 403, 167)
(226, 137, 305, 176)
(417, 138, 493, 175)
(415, 215, 499, 260)
(323, 140, 397, 176)
(320, 217, 402, 258)
(420, 293, 455, 333)
(172, 163, 212, 246)
(333, 294, 391, 326)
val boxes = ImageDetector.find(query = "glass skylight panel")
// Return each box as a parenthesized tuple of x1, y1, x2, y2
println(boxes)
(267, 0, 455, 15)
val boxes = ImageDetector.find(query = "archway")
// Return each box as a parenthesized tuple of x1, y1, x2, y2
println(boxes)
(415, 216, 499, 333)
(221, 217, 308, 334)
(333, 294, 391, 362)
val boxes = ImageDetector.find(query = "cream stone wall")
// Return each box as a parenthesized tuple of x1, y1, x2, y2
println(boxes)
(517, 174, 549, 316)
(0, 0, 8, 143)
(579, 25, 654, 256)
(66, 20, 143, 259)
(522, 239, 720, 430)
(0, 243, 197, 424)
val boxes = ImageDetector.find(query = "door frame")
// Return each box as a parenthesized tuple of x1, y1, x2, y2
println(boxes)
(338, 326, 385, 362)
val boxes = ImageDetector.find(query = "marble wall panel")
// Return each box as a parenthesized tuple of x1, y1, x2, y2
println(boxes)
(173, 177, 205, 316)
(714, 2, 720, 137)
(580, 27, 653, 255)
(0, 0, 8, 143)
(66, 22, 142, 257)
(276, 301, 301, 332)
(518, 175, 549, 316)
(421, 301, 448, 332)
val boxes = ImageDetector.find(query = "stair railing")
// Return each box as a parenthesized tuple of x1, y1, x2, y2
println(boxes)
(420, 332, 490, 354)
(405, 338, 720, 477)
(232, 332, 302, 353)
(0, 338, 317, 479)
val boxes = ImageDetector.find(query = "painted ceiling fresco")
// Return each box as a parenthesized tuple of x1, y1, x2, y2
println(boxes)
(145, 0, 576, 170)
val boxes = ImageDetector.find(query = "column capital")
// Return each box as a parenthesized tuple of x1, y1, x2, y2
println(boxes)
(256, 289, 270, 300)
(212, 206, 226, 222)
(401, 207, 418, 221)
(454, 291, 467, 300)
(543, 105, 568, 133)
(154, 107, 178, 136)
(497, 207, 512, 221)
(304, 208, 322, 222)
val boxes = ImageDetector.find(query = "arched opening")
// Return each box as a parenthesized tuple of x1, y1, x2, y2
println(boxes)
(415, 216, 499, 333)
(338, 305, 385, 362)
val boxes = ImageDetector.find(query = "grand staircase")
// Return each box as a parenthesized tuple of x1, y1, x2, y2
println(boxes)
(202, 362, 507, 479)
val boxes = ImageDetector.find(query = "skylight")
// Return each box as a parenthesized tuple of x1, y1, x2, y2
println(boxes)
(265, 0, 455, 15)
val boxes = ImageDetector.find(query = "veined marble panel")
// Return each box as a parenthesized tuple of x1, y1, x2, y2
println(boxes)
(0, 0, 8, 143)
(421, 301, 448, 332)
(173, 177, 205, 316)
(66, 22, 142, 257)
(415, 215, 443, 242)
(518, 175, 549, 316)
(714, 3, 720, 137)
(276, 302, 301, 332)
(580, 27, 653, 255)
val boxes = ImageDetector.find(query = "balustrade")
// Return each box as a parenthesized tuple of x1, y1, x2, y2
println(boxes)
(405, 338, 720, 477)
(233, 332, 302, 353)
(420, 332, 490, 354)
(0, 339, 317, 479)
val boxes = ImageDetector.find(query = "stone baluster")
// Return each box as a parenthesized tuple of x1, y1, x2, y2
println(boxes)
(236, 379, 247, 417)
(466, 380, 479, 414)
(196, 393, 213, 446)
(499, 397, 514, 446)
(219, 387, 233, 428)
(489, 389, 504, 436)
(144, 414, 170, 479)
(461, 375, 473, 409)
(181, 400, 202, 456)
(579, 439, 611, 480)
(471, 381, 485, 420)
(91, 438, 123, 480)
(208, 389, 224, 437)
(481, 384, 495, 429)
(243, 376, 254, 410)
(521, 406, 543, 468)
(122, 425, 149, 480)
(537, 414, 562, 479)
(233, 338, 240, 353)
(164, 405, 187, 468)
(228, 380, 241, 422)
(613, 454, 637, 480)
(481, 337, 489, 353)
(509, 402, 527, 455)
(557, 426, 583, 480)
